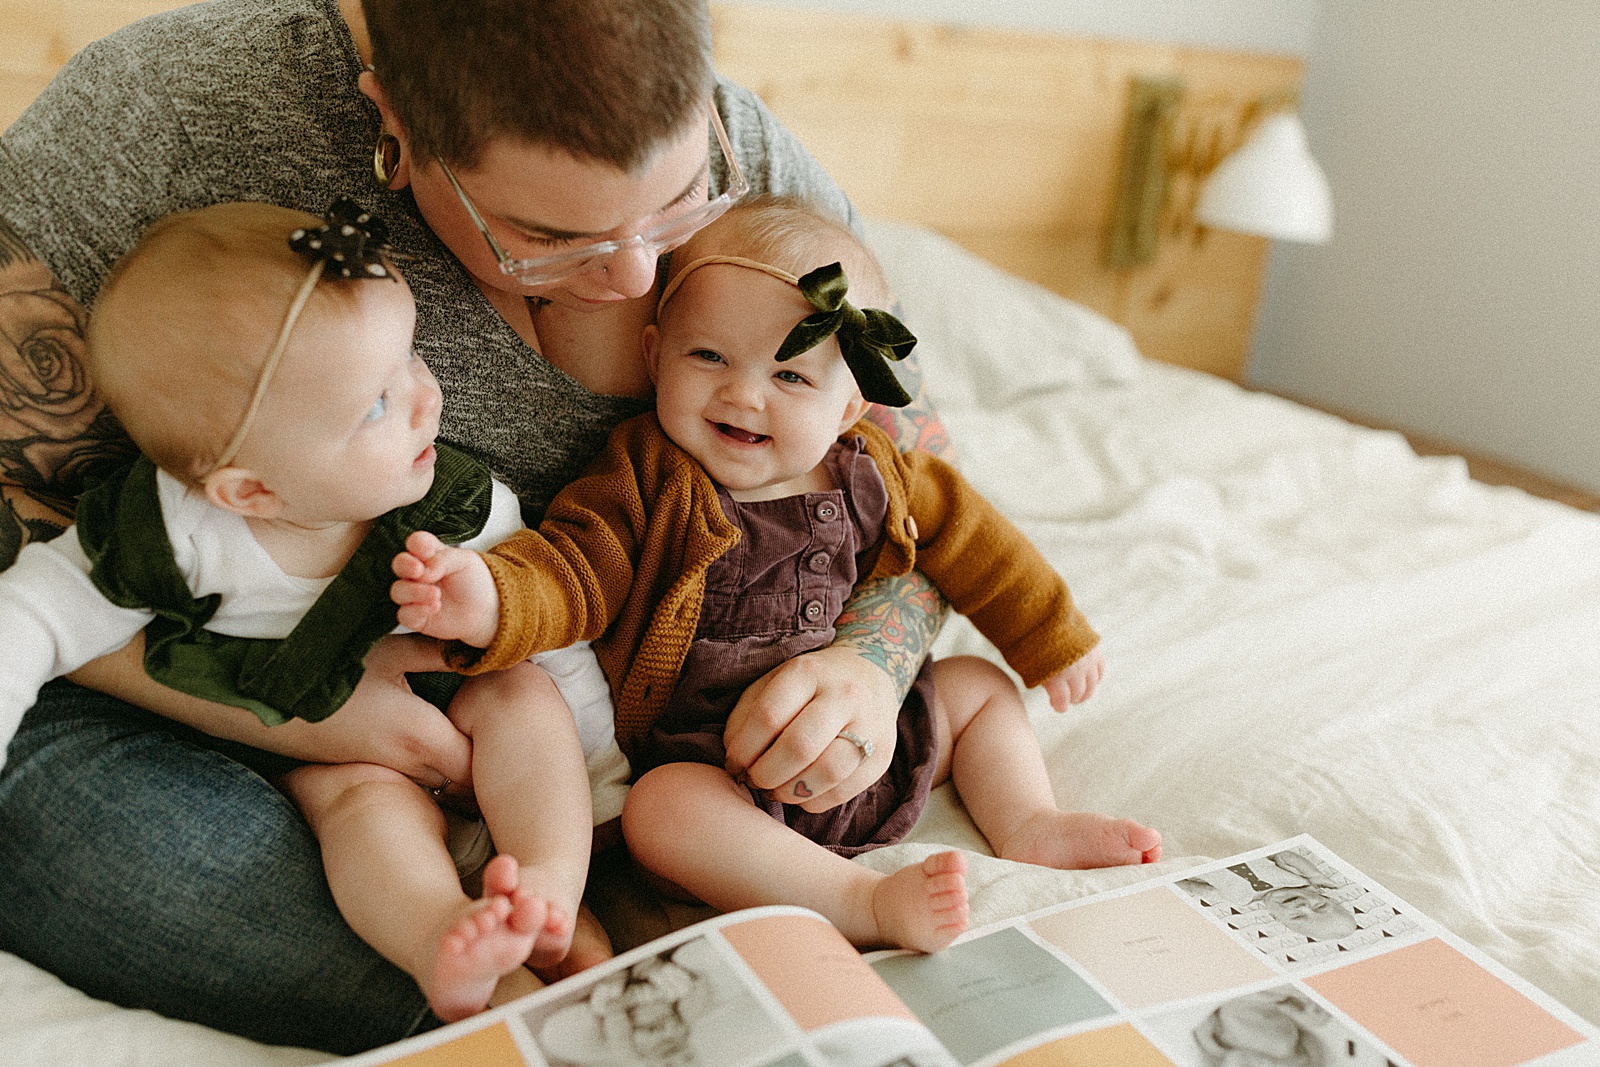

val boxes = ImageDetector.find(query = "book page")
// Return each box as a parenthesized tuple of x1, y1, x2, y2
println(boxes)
(865, 837, 1599, 1067)
(340, 905, 958, 1067)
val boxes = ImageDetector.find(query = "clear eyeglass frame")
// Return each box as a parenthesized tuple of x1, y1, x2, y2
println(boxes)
(436, 105, 750, 287)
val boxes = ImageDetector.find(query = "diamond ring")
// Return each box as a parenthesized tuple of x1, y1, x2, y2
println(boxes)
(837, 729, 875, 761)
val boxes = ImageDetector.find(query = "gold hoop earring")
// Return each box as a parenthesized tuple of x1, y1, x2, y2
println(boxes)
(373, 132, 401, 187)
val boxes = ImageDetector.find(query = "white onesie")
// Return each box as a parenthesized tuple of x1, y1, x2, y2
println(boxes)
(0, 469, 630, 822)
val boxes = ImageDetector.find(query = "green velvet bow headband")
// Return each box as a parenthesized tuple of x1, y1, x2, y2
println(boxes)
(658, 255, 917, 407)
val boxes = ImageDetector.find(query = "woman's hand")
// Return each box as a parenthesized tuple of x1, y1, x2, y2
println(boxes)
(722, 644, 900, 813)
(290, 633, 476, 792)
(69, 632, 473, 795)
(724, 565, 947, 812)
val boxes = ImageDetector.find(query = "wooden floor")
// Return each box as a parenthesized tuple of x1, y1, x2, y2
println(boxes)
(1267, 391, 1600, 512)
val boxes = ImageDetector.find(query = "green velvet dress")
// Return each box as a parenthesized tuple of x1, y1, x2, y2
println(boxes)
(74, 444, 494, 725)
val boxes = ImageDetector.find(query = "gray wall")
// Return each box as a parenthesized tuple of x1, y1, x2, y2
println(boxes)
(1250, 3, 1600, 493)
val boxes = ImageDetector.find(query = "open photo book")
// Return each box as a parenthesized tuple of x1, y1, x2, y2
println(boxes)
(341, 835, 1598, 1067)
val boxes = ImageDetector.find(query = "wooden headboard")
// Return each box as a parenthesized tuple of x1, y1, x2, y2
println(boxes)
(2, 1, 1302, 379)
(710, 7, 1303, 380)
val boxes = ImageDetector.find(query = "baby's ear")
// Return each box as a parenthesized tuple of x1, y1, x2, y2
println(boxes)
(837, 391, 870, 434)
(202, 466, 282, 519)
(641, 323, 662, 385)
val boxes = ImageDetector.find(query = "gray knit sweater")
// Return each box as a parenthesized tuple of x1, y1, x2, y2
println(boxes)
(0, 0, 856, 519)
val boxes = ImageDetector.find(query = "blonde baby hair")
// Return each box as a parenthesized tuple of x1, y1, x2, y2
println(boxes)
(661, 194, 892, 314)
(87, 201, 373, 485)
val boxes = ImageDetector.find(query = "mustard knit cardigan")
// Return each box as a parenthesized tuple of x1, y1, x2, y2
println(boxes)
(449, 414, 1097, 752)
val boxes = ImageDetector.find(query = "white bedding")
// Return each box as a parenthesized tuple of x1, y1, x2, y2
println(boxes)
(6, 219, 1598, 1064)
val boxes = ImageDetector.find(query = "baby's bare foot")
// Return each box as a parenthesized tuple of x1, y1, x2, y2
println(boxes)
(496, 859, 576, 972)
(871, 851, 970, 953)
(424, 855, 553, 1022)
(997, 811, 1162, 870)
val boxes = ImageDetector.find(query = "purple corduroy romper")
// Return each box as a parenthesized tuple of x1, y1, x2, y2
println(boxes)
(636, 436, 938, 856)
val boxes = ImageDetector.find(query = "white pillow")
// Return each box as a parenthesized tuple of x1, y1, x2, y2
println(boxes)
(862, 218, 1142, 412)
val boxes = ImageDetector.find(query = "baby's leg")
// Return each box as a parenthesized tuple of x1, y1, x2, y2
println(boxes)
(282, 763, 541, 1022)
(446, 661, 593, 971)
(931, 656, 1162, 869)
(623, 761, 968, 953)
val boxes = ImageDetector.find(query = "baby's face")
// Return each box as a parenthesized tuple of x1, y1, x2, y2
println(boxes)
(240, 274, 443, 523)
(646, 264, 866, 500)
(1261, 887, 1359, 940)
(1213, 991, 1323, 1058)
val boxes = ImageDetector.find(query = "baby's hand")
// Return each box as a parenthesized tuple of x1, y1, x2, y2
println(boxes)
(391, 530, 500, 647)
(1042, 647, 1106, 712)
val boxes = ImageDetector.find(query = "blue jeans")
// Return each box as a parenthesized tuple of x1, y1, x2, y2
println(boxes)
(0, 680, 436, 1054)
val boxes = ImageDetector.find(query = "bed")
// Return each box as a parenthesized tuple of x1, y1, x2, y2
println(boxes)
(4, 4, 1599, 1064)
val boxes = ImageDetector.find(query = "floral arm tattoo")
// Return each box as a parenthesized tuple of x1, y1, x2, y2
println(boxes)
(832, 572, 946, 698)
(838, 345, 951, 700)
(0, 218, 135, 569)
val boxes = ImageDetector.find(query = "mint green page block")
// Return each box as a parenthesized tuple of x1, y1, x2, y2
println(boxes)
(871, 928, 1114, 1065)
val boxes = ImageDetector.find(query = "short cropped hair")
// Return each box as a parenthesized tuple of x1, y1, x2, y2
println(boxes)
(87, 203, 369, 485)
(664, 194, 893, 311)
(363, 0, 714, 170)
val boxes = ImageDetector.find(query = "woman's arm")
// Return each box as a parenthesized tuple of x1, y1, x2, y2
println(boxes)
(70, 632, 474, 790)
(836, 357, 953, 682)
(0, 219, 135, 570)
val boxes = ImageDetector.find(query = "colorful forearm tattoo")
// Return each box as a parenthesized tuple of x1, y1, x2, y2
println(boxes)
(0, 219, 135, 568)
(834, 571, 948, 702)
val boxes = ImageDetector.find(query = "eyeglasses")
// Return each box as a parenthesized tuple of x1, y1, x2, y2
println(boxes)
(437, 106, 750, 287)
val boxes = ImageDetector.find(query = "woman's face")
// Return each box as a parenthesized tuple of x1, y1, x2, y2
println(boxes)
(408, 121, 713, 312)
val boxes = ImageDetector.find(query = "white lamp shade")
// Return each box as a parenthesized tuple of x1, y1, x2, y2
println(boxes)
(1196, 112, 1333, 243)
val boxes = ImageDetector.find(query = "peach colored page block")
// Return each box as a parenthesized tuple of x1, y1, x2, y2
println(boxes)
(382, 1022, 526, 1067)
(999, 1023, 1178, 1067)
(1307, 938, 1585, 1067)
(721, 913, 917, 1031)
(1029, 888, 1275, 1010)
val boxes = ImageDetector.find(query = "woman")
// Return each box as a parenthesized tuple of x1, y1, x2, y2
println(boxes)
(0, 0, 947, 1053)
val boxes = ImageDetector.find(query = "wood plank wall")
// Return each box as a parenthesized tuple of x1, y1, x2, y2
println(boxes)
(709, 7, 1304, 379)
(2, 0, 1303, 380)
(1, 0, 191, 123)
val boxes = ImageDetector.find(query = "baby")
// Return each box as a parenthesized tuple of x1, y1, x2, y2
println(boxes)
(0, 200, 617, 1020)
(393, 196, 1161, 953)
